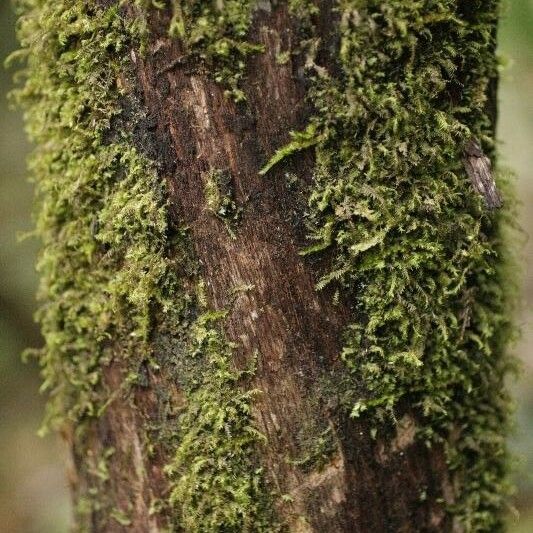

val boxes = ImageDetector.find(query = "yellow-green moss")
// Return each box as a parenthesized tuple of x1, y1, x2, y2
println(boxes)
(204, 168, 241, 224)
(167, 0, 263, 101)
(165, 310, 274, 532)
(264, 0, 517, 530)
(133, 0, 263, 100)
(15, 0, 518, 529)
(11, 0, 173, 431)
(12, 1, 272, 530)
(288, 0, 319, 16)
(286, 425, 335, 472)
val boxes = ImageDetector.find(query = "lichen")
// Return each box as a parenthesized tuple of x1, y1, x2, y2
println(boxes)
(265, 0, 517, 529)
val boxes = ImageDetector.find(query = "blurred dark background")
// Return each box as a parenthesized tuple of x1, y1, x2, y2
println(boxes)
(0, 1, 531, 531)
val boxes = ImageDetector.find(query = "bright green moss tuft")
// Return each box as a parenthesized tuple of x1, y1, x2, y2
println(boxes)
(267, 0, 517, 529)
(259, 124, 323, 176)
(165, 310, 273, 532)
(167, 0, 263, 101)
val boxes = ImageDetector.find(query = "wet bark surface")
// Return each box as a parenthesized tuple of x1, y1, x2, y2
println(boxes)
(73, 2, 458, 531)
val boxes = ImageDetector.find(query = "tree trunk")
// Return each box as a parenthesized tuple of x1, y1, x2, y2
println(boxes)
(15, 1, 514, 532)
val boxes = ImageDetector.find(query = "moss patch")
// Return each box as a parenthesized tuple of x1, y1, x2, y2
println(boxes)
(165, 310, 274, 532)
(167, 0, 263, 101)
(286, 424, 336, 472)
(12, 0, 273, 530)
(204, 168, 241, 236)
(265, 0, 517, 529)
(11, 0, 174, 432)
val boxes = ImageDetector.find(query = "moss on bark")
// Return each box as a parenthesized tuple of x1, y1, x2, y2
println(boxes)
(152, 0, 263, 101)
(13, 0, 517, 531)
(264, 0, 517, 529)
(11, 0, 173, 432)
(12, 1, 271, 530)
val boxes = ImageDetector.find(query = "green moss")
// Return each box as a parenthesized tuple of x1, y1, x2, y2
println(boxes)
(133, 0, 262, 100)
(13, 1, 273, 530)
(15, 0, 517, 529)
(204, 168, 241, 234)
(11, 0, 174, 432)
(286, 425, 336, 472)
(165, 310, 274, 532)
(289, 0, 319, 16)
(167, 0, 263, 101)
(288, 0, 319, 34)
(259, 124, 322, 176)
(275, 50, 291, 66)
(267, 0, 517, 529)
(110, 507, 132, 527)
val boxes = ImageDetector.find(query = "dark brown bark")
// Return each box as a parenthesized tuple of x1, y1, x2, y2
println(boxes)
(69, 3, 460, 532)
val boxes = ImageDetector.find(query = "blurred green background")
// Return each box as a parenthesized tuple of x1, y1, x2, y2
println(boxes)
(500, 1, 533, 531)
(0, 1, 531, 531)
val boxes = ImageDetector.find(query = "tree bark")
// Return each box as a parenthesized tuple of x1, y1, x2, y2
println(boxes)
(16, 1, 511, 532)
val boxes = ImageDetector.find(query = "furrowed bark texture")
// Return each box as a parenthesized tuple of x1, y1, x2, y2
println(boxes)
(123, 5, 452, 531)
(17, 1, 512, 532)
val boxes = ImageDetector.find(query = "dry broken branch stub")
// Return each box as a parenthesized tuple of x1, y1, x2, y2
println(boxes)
(463, 138, 503, 209)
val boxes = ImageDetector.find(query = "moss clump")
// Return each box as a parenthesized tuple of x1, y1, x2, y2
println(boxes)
(11, 0, 175, 431)
(286, 425, 336, 472)
(265, 0, 516, 529)
(204, 168, 241, 223)
(165, 310, 274, 532)
(166, 0, 263, 101)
